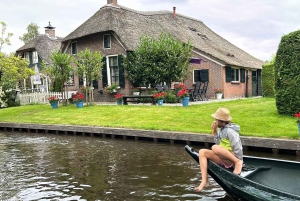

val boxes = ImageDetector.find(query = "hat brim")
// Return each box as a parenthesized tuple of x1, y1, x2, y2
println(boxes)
(211, 113, 232, 121)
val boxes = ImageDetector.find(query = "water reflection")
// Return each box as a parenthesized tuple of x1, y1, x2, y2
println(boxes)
(1, 132, 299, 200)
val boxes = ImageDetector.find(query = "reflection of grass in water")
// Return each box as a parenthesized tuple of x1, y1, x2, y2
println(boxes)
(0, 98, 297, 139)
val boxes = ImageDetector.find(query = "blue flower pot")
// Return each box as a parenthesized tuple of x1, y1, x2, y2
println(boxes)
(75, 102, 84, 108)
(298, 124, 300, 135)
(181, 97, 189, 107)
(117, 100, 122, 105)
(51, 102, 58, 109)
(157, 99, 163, 106)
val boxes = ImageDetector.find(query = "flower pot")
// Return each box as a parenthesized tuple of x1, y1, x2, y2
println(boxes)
(298, 124, 300, 135)
(117, 100, 122, 105)
(157, 99, 163, 106)
(216, 93, 222, 99)
(51, 102, 58, 109)
(75, 102, 84, 108)
(181, 97, 189, 107)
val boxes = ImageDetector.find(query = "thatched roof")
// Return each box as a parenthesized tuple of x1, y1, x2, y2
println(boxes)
(16, 35, 63, 64)
(63, 3, 264, 69)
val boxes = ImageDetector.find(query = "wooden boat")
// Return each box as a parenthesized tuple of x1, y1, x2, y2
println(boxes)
(185, 145, 300, 201)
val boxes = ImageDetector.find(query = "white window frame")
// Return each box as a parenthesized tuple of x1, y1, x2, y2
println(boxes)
(32, 51, 38, 64)
(103, 34, 111, 49)
(106, 55, 119, 86)
(231, 68, 240, 82)
(71, 41, 77, 55)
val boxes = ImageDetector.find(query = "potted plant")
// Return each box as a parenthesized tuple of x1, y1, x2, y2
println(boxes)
(177, 84, 190, 107)
(48, 96, 59, 109)
(105, 84, 120, 94)
(114, 93, 123, 105)
(72, 92, 85, 108)
(294, 112, 300, 135)
(153, 92, 166, 106)
(214, 88, 223, 99)
(133, 87, 141, 95)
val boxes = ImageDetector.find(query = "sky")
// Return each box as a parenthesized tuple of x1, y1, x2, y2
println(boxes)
(0, 0, 299, 62)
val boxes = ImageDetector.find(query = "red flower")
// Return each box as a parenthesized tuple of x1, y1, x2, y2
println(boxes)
(47, 96, 59, 104)
(294, 112, 300, 123)
(114, 93, 123, 101)
(153, 92, 166, 100)
(177, 89, 189, 98)
(72, 92, 84, 103)
(214, 88, 223, 94)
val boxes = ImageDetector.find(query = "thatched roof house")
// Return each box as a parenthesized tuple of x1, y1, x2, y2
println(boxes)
(16, 22, 63, 65)
(60, 0, 264, 100)
(62, 2, 263, 69)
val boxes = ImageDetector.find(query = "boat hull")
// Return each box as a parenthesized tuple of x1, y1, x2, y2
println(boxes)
(185, 145, 300, 201)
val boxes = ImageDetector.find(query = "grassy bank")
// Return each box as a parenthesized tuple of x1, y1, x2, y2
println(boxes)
(0, 98, 298, 139)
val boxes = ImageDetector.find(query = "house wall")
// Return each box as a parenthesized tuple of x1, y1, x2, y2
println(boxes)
(65, 32, 134, 102)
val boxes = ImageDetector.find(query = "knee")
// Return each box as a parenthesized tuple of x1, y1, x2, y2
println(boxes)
(199, 149, 206, 157)
(212, 145, 221, 154)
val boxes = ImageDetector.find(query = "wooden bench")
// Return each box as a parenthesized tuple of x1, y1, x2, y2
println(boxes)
(122, 95, 156, 105)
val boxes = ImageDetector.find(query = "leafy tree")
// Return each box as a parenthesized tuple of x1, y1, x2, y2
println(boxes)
(124, 33, 193, 88)
(46, 51, 74, 105)
(0, 22, 13, 52)
(74, 48, 104, 105)
(0, 52, 34, 107)
(274, 30, 300, 115)
(19, 23, 39, 44)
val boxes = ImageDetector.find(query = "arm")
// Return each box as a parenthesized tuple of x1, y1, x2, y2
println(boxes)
(212, 121, 221, 144)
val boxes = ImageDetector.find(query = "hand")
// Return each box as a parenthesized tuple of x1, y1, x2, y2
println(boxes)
(211, 120, 217, 130)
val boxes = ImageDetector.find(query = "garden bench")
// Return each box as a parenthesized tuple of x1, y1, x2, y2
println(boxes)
(122, 95, 156, 105)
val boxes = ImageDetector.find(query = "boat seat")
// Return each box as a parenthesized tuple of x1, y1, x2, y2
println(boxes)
(241, 166, 272, 178)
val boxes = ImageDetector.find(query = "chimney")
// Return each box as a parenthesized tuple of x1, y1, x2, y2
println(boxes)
(44, 22, 55, 38)
(173, 7, 176, 18)
(107, 0, 117, 6)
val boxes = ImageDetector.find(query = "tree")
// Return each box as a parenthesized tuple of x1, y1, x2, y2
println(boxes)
(274, 30, 300, 115)
(0, 22, 13, 52)
(46, 51, 74, 106)
(74, 48, 104, 105)
(19, 23, 39, 44)
(0, 52, 34, 107)
(124, 33, 193, 88)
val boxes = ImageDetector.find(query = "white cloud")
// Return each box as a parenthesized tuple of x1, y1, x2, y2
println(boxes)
(1, 0, 299, 61)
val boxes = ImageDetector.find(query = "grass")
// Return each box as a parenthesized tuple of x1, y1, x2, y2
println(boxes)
(0, 97, 298, 139)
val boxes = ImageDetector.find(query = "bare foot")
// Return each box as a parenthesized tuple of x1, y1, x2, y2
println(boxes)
(195, 181, 210, 192)
(233, 160, 243, 175)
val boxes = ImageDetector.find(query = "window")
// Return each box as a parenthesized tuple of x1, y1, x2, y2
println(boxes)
(32, 51, 38, 64)
(226, 66, 242, 83)
(24, 52, 30, 62)
(109, 56, 119, 85)
(67, 72, 74, 86)
(231, 68, 240, 81)
(104, 34, 111, 49)
(71, 41, 77, 55)
(102, 55, 125, 88)
(193, 69, 209, 83)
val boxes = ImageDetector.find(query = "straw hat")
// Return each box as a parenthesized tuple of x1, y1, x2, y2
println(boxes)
(211, 108, 232, 121)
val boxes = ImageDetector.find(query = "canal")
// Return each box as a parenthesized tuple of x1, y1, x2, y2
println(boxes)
(1, 132, 300, 201)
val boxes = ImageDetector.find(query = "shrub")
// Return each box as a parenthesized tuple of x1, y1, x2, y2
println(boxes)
(165, 91, 178, 103)
(274, 30, 300, 115)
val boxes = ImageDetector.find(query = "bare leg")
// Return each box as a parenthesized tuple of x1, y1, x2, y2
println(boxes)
(212, 145, 243, 175)
(195, 149, 222, 192)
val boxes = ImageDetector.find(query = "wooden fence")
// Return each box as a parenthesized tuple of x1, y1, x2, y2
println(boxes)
(17, 91, 77, 105)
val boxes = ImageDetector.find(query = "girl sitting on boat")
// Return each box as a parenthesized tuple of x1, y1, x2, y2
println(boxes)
(195, 107, 243, 192)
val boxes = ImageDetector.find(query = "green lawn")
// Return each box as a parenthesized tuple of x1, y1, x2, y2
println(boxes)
(0, 97, 298, 139)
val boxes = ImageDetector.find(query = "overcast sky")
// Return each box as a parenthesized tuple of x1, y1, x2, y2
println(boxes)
(1, 0, 299, 61)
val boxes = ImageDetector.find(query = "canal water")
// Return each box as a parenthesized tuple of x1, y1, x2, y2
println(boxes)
(1, 132, 299, 201)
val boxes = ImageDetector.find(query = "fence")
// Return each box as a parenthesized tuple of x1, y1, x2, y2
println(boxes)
(17, 91, 77, 105)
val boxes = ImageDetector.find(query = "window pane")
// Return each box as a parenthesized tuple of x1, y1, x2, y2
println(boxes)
(109, 56, 119, 85)
(72, 42, 77, 54)
(104, 35, 111, 49)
